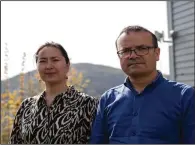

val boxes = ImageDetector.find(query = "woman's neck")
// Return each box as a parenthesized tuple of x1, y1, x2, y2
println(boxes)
(45, 81, 68, 98)
(44, 81, 68, 107)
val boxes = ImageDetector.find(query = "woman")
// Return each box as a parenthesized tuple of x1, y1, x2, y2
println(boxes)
(9, 42, 99, 144)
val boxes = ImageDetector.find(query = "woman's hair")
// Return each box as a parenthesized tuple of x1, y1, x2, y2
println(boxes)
(35, 42, 70, 64)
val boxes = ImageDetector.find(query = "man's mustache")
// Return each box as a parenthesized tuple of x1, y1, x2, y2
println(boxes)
(127, 58, 145, 65)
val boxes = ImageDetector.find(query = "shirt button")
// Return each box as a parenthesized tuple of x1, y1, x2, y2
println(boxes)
(133, 112, 138, 116)
(131, 131, 136, 136)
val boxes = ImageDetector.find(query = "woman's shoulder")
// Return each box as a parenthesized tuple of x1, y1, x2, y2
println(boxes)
(20, 92, 44, 107)
(70, 86, 99, 105)
(14, 92, 44, 115)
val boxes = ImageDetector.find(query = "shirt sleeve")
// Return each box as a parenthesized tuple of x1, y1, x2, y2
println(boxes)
(90, 94, 109, 144)
(181, 87, 195, 144)
(8, 99, 26, 144)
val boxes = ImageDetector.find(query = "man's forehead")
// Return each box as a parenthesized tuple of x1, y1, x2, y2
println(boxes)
(117, 31, 153, 46)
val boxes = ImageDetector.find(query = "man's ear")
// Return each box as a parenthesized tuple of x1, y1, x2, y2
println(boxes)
(155, 47, 160, 61)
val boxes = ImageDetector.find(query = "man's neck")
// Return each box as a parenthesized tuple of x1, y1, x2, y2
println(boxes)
(128, 70, 158, 93)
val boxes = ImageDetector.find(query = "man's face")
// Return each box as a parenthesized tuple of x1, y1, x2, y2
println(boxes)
(117, 31, 160, 77)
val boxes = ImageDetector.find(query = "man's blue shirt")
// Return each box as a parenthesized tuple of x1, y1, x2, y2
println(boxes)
(90, 72, 195, 144)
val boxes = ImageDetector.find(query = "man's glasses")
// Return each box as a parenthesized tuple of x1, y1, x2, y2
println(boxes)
(117, 46, 155, 58)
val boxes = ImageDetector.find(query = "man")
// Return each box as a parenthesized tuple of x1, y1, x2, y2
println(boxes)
(90, 25, 195, 144)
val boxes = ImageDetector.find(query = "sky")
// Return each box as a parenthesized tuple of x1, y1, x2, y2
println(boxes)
(1, 1, 170, 80)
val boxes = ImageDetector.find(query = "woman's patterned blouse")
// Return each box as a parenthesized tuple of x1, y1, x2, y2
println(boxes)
(9, 86, 99, 144)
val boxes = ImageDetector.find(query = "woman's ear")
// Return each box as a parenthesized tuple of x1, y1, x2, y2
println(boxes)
(66, 62, 70, 69)
(65, 62, 70, 75)
(65, 63, 70, 79)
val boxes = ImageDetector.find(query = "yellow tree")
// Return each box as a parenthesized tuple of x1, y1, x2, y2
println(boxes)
(67, 67, 90, 92)
(19, 52, 26, 98)
(1, 44, 22, 143)
(3, 43, 9, 93)
(1, 91, 23, 144)
(1, 54, 90, 143)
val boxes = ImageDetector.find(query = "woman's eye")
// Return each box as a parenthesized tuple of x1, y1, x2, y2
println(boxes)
(39, 60, 46, 63)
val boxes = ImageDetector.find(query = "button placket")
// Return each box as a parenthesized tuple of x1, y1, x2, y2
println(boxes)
(133, 112, 138, 116)
(131, 130, 136, 136)
(128, 95, 143, 137)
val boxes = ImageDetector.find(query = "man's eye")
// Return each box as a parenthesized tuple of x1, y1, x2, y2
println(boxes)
(122, 49, 130, 53)
(138, 47, 147, 50)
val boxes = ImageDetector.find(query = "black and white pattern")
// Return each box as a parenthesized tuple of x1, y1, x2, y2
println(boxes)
(9, 86, 99, 144)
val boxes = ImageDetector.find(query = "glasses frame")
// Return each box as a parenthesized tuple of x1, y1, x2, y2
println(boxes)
(117, 46, 156, 58)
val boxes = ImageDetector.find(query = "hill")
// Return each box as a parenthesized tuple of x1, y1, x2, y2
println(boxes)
(1, 63, 170, 97)
(1, 63, 126, 97)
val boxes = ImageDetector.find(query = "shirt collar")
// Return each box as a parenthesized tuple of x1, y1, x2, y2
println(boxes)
(124, 70, 165, 93)
(35, 85, 75, 106)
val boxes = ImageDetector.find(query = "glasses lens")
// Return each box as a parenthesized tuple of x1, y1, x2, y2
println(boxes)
(136, 47, 149, 55)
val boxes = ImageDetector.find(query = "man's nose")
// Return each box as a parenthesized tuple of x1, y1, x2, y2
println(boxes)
(127, 50, 138, 59)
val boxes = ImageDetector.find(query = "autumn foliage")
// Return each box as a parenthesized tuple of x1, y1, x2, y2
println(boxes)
(1, 45, 90, 143)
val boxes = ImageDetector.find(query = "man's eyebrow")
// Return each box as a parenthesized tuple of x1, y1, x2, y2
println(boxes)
(137, 44, 148, 47)
(123, 45, 146, 49)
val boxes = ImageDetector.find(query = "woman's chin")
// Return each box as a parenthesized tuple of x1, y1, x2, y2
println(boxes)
(44, 79, 62, 84)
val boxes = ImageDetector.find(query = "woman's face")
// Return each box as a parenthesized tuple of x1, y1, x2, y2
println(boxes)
(36, 46, 69, 84)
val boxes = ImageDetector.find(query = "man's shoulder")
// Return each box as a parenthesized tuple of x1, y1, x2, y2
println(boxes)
(99, 84, 126, 105)
(103, 84, 125, 96)
(163, 79, 194, 99)
(95, 84, 126, 109)
(164, 79, 193, 91)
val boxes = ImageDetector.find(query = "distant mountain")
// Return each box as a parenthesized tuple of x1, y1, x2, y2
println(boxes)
(1, 63, 170, 97)
(1, 63, 126, 97)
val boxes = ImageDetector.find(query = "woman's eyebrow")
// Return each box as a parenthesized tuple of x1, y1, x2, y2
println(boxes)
(39, 57, 47, 60)
(39, 56, 61, 59)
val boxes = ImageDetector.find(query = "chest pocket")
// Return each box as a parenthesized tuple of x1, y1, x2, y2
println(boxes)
(138, 106, 181, 141)
(111, 115, 134, 137)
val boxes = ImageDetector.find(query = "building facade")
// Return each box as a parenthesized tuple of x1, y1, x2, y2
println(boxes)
(167, 1, 194, 87)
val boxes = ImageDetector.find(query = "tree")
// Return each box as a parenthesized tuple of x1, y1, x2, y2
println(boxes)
(1, 49, 90, 143)
(67, 67, 90, 92)
(1, 91, 23, 144)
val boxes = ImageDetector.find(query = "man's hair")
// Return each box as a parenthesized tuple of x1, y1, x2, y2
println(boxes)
(115, 25, 158, 50)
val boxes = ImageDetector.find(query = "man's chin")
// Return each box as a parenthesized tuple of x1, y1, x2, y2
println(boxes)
(127, 70, 146, 77)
